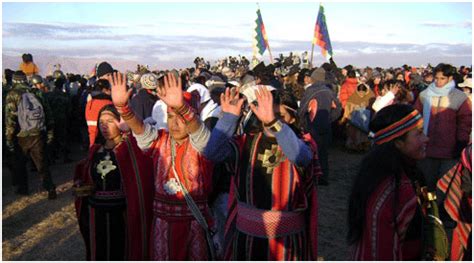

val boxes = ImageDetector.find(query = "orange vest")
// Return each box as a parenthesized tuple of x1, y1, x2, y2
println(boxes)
(19, 62, 39, 76)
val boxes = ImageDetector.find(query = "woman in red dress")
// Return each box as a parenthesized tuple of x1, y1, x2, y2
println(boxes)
(74, 104, 153, 260)
(106, 72, 215, 260)
(348, 104, 429, 260)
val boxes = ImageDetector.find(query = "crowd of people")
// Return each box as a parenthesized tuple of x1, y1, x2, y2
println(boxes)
(2, 52, 472, 260)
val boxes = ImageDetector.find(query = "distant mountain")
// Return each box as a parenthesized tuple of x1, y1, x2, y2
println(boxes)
(2, 54, 187, 76)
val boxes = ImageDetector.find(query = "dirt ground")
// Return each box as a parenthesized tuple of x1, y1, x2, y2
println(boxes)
(2, 140, 364, 261)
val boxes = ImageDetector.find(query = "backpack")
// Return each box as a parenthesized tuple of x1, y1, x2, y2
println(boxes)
(18, 91, 46, 132)
(348, 108, 371, 133)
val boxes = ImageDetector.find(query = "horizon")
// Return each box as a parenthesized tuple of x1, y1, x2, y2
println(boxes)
(2, 2, 472, 74)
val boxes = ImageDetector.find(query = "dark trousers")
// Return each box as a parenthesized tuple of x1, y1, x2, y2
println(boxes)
(314, 132, 330, 182)
(12, 135, 55, 192)
(51, 122, 70, 160)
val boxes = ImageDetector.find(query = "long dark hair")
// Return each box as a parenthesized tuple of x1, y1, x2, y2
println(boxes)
(94, 104, 121, 145)
(347, 104, 417, 244)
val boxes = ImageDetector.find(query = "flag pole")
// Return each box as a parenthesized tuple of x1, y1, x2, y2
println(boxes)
(257, 3, 273, 64)
(267, 43, 274, 64)
(310, 3, 322, 68)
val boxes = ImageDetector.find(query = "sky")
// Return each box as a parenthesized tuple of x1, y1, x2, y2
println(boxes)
(2, 1, 473, 72)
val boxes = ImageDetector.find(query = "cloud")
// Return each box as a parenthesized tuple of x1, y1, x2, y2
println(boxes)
(462, 20, 472, 28)
(420, 20, 472, 29)
(421, 22, 454, 28)
(3, 22, 118, 37)
(3, 21, 472, 70)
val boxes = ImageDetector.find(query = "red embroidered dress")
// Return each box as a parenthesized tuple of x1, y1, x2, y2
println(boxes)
(145, 129, 214, 260)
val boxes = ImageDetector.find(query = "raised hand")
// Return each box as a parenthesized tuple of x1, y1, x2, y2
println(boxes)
(249, 86, 275, 125)
(156, 72, 184, 109)
(220, 87, 244, 116)
(390, 82, 400, 95)
(106, 72, 132, 107)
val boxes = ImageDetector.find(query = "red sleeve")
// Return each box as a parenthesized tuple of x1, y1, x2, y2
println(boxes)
(456, 99, 472, 142)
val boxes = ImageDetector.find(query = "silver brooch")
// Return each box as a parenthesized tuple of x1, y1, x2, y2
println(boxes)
(163, 178, 181, 195)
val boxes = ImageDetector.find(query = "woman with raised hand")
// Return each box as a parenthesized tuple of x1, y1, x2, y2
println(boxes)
(73, 104, 153, 260)
(203, 85, 320, 260)
(106, 72, 215, 260)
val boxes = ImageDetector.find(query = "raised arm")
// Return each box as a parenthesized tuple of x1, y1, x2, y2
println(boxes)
(250, 86, 312, 167)
(107, 72, 145, 135)
(203, 87, 244, 162)
(107, 72, 207, 151)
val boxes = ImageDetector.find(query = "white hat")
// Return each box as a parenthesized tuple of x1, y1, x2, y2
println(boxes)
(150, 100, 168, 131)
(187, 83, 211, 103)
(458, 78, 472, 89)
(239, 83, 276, 104)
(227, 80, 240, 87)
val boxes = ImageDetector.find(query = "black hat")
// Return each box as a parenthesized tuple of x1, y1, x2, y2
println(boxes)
(4, 69, 14, 79)
(253, 62, 266, 74)
(343, 65, 353, 71)
(288, 65, 300, 76)
(31, 75, 43, 85)
(198, 70, 212, 81)
(300, 68, 311, 77)
(12, 70, 27, 84)
(265, 64, 275, 75)
(96, 62, 114, 78)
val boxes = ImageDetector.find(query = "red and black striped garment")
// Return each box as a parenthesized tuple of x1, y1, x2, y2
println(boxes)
(438, 145, 472, 261)
(224, 132, 321, 260)
(350, 173, 423, 260)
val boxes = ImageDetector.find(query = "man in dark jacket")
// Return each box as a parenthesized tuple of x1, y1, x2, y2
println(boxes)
(45, 77, 72, 163)
(298, 67, 340, 185)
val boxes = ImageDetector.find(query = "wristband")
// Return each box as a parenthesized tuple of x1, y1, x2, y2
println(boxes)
(116, 103, 136, 120)
(116, 103, 131, 114)
(263, 117, 278, 127)
(121, 111, 135, 121)
(174, 103, 196, 124)
(267, 120, 283, 133)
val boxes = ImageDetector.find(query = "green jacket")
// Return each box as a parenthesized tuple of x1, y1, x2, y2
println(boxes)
(4, 83, 54, 143)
